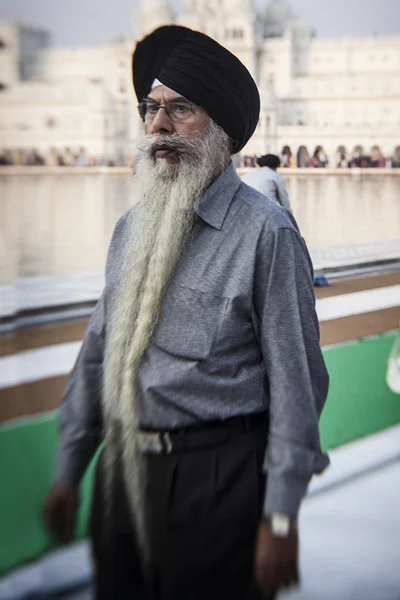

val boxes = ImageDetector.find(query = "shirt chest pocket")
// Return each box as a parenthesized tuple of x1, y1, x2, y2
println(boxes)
(153, 284, 229, 361)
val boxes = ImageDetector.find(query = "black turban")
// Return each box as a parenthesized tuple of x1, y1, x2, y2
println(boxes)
(132, 25, 260, 154)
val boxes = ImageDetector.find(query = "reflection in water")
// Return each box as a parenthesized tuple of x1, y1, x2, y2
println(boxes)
(286, 174, 400, 250)
(1, 172, 399, 285)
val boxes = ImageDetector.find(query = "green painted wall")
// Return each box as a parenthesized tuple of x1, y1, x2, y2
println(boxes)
(321, 335, 400, 449)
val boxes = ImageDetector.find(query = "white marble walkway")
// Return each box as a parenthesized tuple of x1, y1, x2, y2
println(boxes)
(0, 273, 104, 318)
(281, 460, 400, 600)
(311, 238, 400, 271)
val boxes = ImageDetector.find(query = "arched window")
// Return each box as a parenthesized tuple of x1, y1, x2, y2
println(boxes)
(370, 145, 384, 167)
(311, 146, 328, 167)
(296, 146, 309, 167)
(281, 146, 292, 167)
(336, 145, 347, 167)
(353, 145, 364, 157)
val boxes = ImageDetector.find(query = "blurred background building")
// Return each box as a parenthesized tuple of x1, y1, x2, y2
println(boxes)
(0, 0, 399, 167)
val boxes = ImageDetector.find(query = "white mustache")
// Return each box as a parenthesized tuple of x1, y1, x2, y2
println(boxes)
(139, 133, 203, 162)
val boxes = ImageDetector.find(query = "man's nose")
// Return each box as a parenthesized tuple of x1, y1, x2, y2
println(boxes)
(147, 107, 175, 135)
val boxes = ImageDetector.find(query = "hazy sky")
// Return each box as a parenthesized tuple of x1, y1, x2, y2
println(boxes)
(1, 0, 399, 48)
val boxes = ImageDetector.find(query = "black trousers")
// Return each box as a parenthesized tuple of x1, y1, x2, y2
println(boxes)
(90, 419, 275, 600)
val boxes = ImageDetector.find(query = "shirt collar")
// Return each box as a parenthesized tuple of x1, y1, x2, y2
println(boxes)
(196, 162, 242, 230)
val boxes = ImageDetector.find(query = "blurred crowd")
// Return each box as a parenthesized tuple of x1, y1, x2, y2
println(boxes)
(1, 144, 400, 169)
(336, 145, 400, 169)
(0, 147, 133, 168)
(240, 144, 400, 169)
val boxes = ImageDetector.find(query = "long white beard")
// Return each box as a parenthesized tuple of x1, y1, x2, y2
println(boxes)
(102, 121, 230, 561)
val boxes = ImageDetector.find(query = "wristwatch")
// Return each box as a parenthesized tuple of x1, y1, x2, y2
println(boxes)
(265, 512, 295, 537)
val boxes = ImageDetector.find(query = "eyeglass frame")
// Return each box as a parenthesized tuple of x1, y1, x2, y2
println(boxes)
(138, 97, 198, 124)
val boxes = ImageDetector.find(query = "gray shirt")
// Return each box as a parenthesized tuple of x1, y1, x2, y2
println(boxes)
(55, 162, 329, 517)
(242, 166, 292, 212)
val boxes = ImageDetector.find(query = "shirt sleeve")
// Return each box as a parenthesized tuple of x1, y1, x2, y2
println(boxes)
(254, 224, 330, 517)
(54, 292, 106, 485)
(276, 175, 292, 213)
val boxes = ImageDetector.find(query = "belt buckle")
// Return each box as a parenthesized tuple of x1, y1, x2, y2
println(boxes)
(138, 431, 163, 454)
(138, 431, 173, 454)
(162, 431, 173, 454)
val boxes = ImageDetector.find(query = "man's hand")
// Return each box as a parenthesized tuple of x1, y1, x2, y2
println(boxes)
(44, 482, 79, 545)
(254, 520, 299, 594)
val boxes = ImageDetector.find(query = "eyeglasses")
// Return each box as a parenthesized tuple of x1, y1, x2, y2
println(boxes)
(138, 99, 196, 123)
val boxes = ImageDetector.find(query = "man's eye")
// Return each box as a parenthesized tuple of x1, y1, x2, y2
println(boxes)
(146, 104, 159, 114)
(172, 104, 191, 113)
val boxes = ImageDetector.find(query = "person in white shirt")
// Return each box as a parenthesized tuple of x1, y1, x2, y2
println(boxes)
(242, 154, 292, 212)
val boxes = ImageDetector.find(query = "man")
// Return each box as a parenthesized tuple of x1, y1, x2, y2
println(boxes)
(242, 154, 292, 212)
(45, 25, 329, 600)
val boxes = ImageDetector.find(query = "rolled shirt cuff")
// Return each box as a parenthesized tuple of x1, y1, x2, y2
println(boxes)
(263, 475, 310, 518)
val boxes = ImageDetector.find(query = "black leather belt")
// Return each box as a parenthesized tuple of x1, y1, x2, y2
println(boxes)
(138, 412, 267, 455)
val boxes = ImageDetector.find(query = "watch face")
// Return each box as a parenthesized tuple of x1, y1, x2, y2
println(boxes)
(272, 513, 290, 536)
